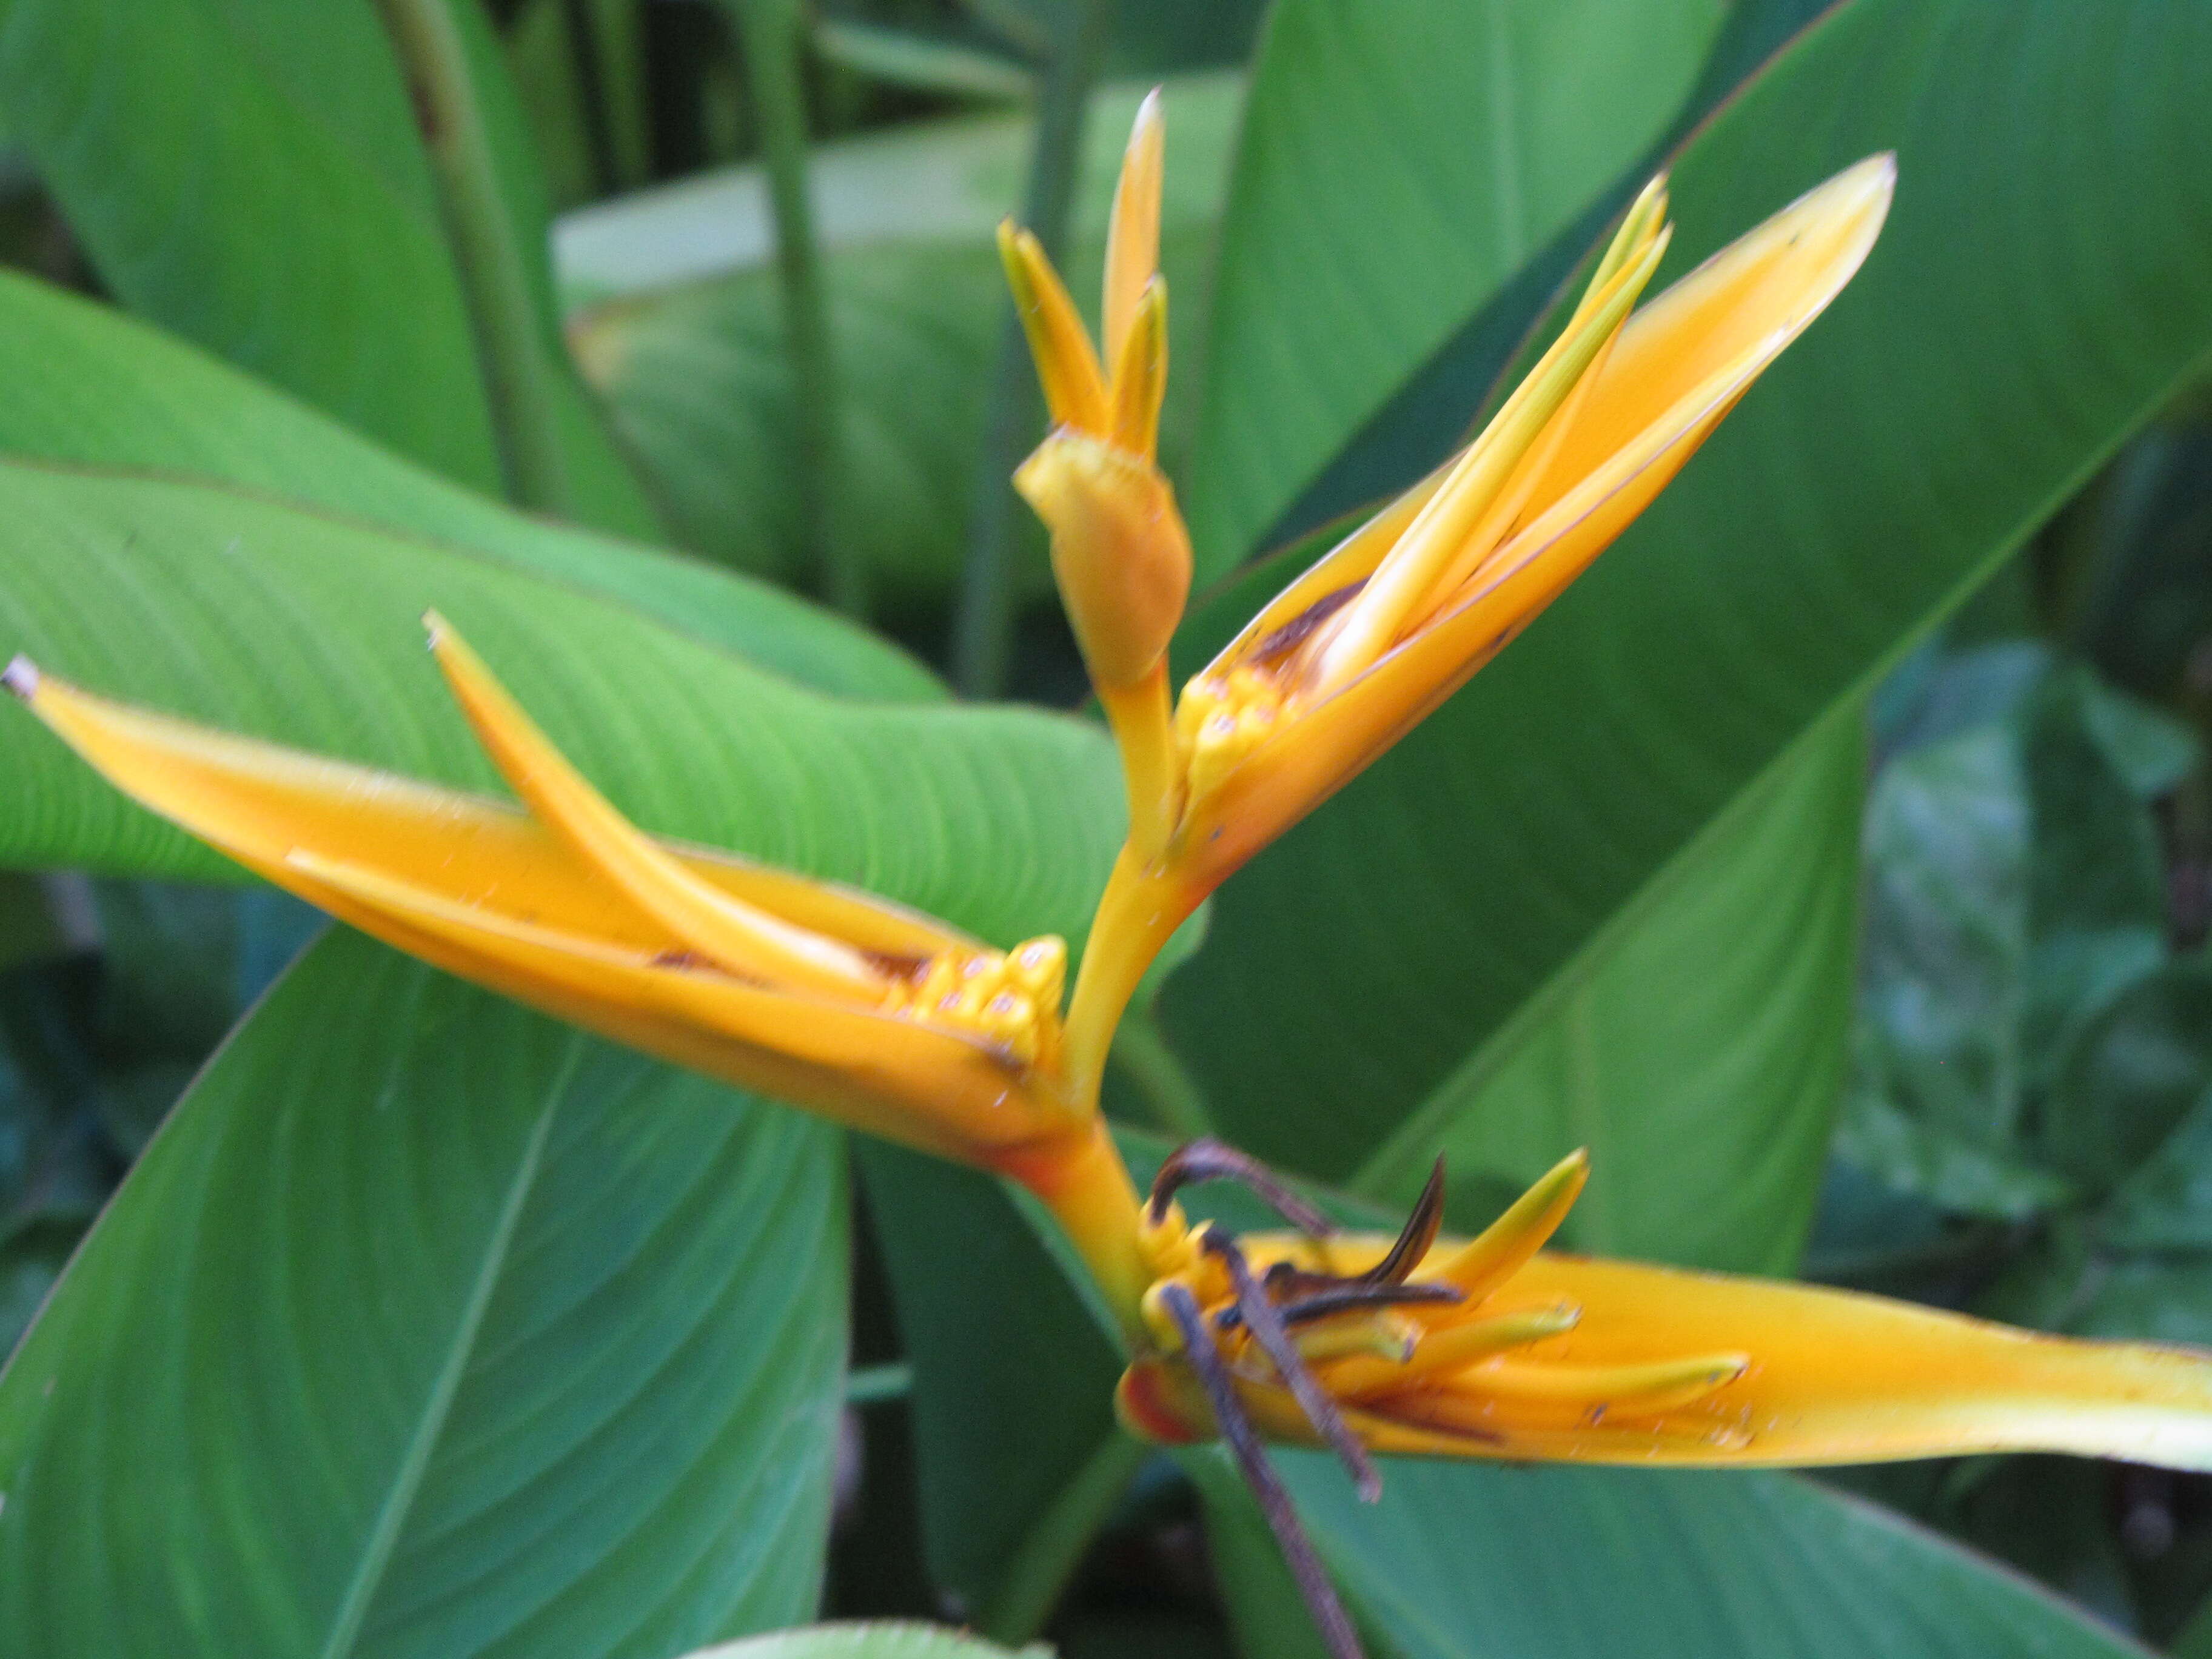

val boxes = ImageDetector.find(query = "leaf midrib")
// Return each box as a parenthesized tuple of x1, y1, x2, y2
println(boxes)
(315, 1037, 582, 1659)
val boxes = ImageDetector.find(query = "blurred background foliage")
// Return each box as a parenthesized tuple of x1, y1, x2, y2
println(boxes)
(0, 1, 2208, 1656)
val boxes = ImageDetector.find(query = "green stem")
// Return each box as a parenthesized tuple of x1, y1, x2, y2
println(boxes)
(1111, 1002, 1215, 1140)
(977, 1431, 1147, 1642)
(374, 0, 574, 517)
(843, 1362, 914, 1406)
(720, 0, 863, 617)
(951, 0, 1115, 695)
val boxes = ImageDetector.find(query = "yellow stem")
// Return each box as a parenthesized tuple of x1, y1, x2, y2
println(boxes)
(1098, 666, 1179, 866)
(995, 1116, 1153, 1344)
(1060, 846, 1196, 1112)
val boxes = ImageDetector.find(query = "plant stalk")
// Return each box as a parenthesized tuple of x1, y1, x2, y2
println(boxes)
(719, 0, 865, 617)
(951, 0, 1116, 695)
(374, 0, 575, 517)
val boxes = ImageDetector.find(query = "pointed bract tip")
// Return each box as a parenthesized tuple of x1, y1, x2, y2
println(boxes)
(1820, 152, 1898, 218)
(420, 609, 451, 649)
(2, 655, 40, 702)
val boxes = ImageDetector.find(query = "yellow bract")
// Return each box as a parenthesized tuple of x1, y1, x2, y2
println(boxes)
(1008, 133, 1897, 1110)
(5, 639, 1085, 1169)
(1118, 1153, 2212, 1472)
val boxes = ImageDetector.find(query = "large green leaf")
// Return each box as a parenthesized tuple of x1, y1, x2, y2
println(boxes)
(1181, 0, 1728, 575)
(562, 77, 1242, 595)
(1195, 1452, 2154, 1659)
(0, 460, 1121, 931)
(1350, 705, 1866, 1273)
(0, 268, 934, 699)
(0, 0, 655, 537)
(1161, 0, 2212, 1253)
(682, 1626, 1047, 1658)
(0, 928, 847, 1657)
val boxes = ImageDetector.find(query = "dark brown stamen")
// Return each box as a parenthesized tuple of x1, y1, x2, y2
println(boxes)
(1356, 1156, 1446, 1288)
(1203, 1228, 1381, 1503)
(1148, 1138, 1335, 1236)
(1159, 1282, 1368, 1659)
(1246, 578, 1369, 666)
(1218, 1279, 1461, 1335)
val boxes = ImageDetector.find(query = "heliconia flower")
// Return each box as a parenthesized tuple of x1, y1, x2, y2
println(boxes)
(1, 628, 1093, 1171)
(1113, 1145, 2212, 1658)
(1007, 130, 1897, 1103)
(1118, 1150, 2212, 1472)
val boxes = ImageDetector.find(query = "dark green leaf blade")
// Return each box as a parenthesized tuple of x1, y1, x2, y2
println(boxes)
(854, 1144, 1130, 1629)
(1201, 1452, 2156, 1659)
(1347, 706, 1866, 1273)
(0, 0, 655, 536)
(0, 930, 847, 1658)
(0, 0, 496, 488)
(0, 269, 934, 697)
(680, 1625, 1049, 1658)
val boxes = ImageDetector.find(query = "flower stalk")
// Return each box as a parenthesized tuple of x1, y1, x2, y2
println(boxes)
(372, 0, 575, 518)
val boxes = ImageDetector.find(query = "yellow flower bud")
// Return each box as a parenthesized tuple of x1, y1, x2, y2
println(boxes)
(1013, 430, 1193, 690)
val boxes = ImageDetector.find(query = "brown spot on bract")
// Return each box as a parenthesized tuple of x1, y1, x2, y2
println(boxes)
(1248, 579, 1369, 666)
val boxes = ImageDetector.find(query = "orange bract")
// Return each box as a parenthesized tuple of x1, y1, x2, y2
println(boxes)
(1120, 1153, 2212, 1473)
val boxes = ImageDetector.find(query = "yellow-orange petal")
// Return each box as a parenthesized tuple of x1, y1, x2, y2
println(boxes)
(424, 614, 882, 1000)
(1108, 278, 1170, 462)
(1014, 430, 1193, 689)
(999, 221, 1110, 436)
(4, 663, 977, 960)
(283, 848, 1067, 1158)
(1124, 1248, 2212, 1471)
(4, 665, 1094, 1159)
(1518, 153, 1894, 528)
(1426, 1148, 1590, 1298)
(1102, 87, 1165, 375)
(1184, 157, 1894, 879)
(1307, 224, 1669, 692)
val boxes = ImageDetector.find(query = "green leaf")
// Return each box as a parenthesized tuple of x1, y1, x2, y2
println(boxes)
(1161, 0, 2212, 1259)
(1838, 647, 2182, 1220)
(0, 0, 654, 537)
(679, 1624, 1049, 1658)
(0, 459, 1119, 919)
(2040, 961, 2212, 1198)
(564, 76, 1242, 595)
(854, 1144, 1131, 1631)
(2099, 1085, 2212, 1252)
(1197, 1452, 2156, 1659)
(0, 268, 928, 697)
(1181, 0, 1728, 575)
(0, 929, 847, 1657)
(2073, 421, 2212, 705)
(1350, 703, 1866, 1274)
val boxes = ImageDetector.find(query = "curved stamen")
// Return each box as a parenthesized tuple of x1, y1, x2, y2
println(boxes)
(1218, 1279, 1461, 1334)
(1355, 1156, 1446, 1287)
(1203, 1228, 1381, 1502)
(1147, 1137, 1335, 1236)
(1158, 1281, 1367, 1659)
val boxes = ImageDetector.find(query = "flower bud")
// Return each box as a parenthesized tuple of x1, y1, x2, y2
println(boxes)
(1014, 429, 1193, 689)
